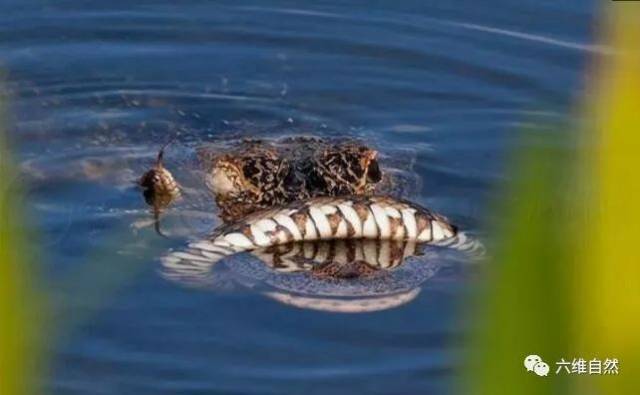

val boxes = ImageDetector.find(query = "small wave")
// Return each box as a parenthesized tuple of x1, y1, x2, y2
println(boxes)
(444, 21, 612, 55)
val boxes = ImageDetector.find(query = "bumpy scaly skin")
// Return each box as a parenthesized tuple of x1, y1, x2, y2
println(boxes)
(200, 138, 381, 222)
(209, 146, 292, 222)
(310, 144, 381, 196)
(162, 195, 457, 269)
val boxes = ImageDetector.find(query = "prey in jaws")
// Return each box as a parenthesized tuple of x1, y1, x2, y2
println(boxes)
(163, 195, 457, 266)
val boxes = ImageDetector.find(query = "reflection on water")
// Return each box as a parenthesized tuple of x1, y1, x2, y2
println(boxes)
(161, 239, 457, 313)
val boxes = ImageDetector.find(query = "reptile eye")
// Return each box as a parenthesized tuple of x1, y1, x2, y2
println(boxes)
(367, 158, 381, 183)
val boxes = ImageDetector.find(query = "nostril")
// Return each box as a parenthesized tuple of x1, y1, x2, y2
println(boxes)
(367, 159, 382, 183)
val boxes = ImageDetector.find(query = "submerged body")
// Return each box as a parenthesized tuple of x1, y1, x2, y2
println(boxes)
(160, 238, 444, 313)
(163, 195, 457, 267)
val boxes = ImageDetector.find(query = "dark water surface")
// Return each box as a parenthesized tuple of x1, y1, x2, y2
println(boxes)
(2, 1, 597, 394)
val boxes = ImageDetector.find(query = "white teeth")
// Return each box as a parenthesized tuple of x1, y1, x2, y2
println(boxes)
(431, 220, 445, 240)
(384, 206, 401, 218)
(443, 226, 455, 238)
(224, 232, 255, 249)
(401, 208, 417, 240)
(255, 219, 277, 233)
(370, 204, 390, 239)
(337, 203, 362, 237)
(309, 206, 333, 238)
(189, 241, 232, 255)
(250, 224, 272, 247)
(334, 220, 348, 238)
(212, 238, 233, 248)
(418, 227, 432, 242)
(384, 206, 405, 240)
(274, 213, 302, 241)
(320, 205, 338, 215)
(362, 211, 378, 238)
(274, 228, 290, 244)
(304, 217, 318, 240)
(206, 198, 455, 253)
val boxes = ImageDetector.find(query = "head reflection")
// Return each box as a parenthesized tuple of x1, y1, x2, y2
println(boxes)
(160, 239, 444, 313)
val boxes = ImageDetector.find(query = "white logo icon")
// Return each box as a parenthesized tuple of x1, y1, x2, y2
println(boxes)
(524, 355, 542, 371)
(524, 355, 548, 377)
(534, 361, 550, 376)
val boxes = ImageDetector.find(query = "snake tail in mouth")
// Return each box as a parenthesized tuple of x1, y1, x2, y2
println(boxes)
(163, 195, 457, 266)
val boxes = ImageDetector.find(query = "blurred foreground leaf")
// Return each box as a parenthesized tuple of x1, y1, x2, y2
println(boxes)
(575, 4, 640, 393)
(461, 3, 639, 394)
(460, 129, 575, 394)
(0, 81, 167, 395)
(0, 84, 45, 394)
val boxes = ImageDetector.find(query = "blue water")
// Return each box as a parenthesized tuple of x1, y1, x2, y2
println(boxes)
(2, 1, 597, 394)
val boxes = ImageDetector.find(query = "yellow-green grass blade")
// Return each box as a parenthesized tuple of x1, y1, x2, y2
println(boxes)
(460, 3, 640, 394)
(0, 80, 46, 395)
(574, 4, 640, 393)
